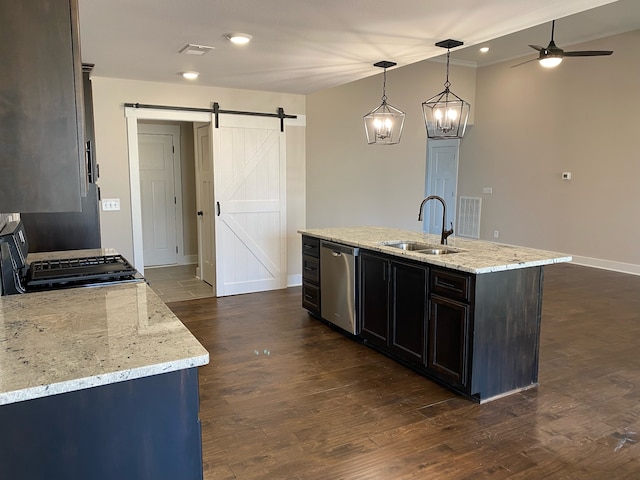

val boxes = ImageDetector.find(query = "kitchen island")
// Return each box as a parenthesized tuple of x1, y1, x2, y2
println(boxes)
(0, 280, 209, 479)
(300, 227, 571, 403)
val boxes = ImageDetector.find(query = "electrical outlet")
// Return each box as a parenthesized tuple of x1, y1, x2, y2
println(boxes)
(562, 172, 572, 180)
(493, 230, 500, 239)
(483, 187, 493, 194)
(102, 198, 120, 211)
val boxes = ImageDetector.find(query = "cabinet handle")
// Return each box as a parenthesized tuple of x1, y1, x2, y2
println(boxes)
(438, 280, 456, 289)
(216, 202, 221, 216)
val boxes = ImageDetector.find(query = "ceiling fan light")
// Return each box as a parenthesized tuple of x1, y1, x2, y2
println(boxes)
(539, 56, 562, 68)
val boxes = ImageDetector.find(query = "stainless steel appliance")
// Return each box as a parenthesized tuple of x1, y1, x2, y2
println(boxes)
(0, 220, 141, 296)
(320, 241, 359, 334)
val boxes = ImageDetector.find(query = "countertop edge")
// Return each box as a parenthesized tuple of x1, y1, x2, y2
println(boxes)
(299, 227, 572, 274)
(0, 353, 209, 406)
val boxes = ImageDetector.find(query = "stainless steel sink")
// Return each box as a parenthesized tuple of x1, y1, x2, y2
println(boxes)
(381, 241, 460, 255)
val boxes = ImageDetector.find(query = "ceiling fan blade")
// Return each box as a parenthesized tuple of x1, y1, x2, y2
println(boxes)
(528, 44, 544, 52)
(563, 50, 613, 57)
(510, 57, 539, 68)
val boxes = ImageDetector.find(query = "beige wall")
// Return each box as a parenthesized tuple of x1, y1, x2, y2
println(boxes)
(91, 77, 306, 280)
(306, 58, 476, 230)
(459, 29, 640, 271)
(306, 30, 640, 273)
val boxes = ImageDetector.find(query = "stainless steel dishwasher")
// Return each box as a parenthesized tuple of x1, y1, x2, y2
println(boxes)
(320, 241, 359, 334)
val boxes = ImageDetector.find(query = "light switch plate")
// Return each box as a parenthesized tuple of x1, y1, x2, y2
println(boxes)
(102, 198, 120, 211)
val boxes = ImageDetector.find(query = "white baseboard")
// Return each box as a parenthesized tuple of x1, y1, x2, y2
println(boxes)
(288, 274, 302, 287)
(570, 255, 640, 276)
(179, 255, 198, 266)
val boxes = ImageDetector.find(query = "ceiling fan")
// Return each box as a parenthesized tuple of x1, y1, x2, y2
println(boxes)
(512, 20, 613, 68)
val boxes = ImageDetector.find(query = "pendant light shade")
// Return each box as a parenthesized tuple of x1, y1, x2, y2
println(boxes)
(422, 40, 470, 139)
(364, 61, 405, 145)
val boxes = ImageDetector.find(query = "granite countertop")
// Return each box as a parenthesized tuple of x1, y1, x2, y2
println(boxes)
(0, 282, 209, 405)
(300, 226, 572, 274)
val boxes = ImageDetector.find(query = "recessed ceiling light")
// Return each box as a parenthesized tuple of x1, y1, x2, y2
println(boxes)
(225, 33, 252, 45)
(479, 47, 489, 53)
(179, 44, 215, 56)
(181, 71, 199, 80)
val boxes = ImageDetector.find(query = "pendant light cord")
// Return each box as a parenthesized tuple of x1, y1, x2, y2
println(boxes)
(444, 49, 451, 90)
(381, 68, 388, 103)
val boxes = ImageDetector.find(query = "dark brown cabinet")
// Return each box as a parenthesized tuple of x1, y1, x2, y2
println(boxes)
(359, 251, 427, 366)
(357, 248, 544, 402)
(426, 268, 473, 388)
(428, 295, 470, 387)
(301, 235, 321, 316)
(301, 234, 545, 402)
(359, 251, 389, 348)
(389, 259, 428, 365)
(0, 0, 86, 213)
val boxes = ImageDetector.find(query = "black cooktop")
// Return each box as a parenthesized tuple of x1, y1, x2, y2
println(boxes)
(26, 254, 138, 288)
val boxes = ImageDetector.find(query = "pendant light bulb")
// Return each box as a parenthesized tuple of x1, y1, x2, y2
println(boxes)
(422, 39, 471, 139)
(363, 61, 405, 145)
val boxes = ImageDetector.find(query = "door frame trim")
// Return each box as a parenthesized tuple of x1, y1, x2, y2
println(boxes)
(126, 108, 210, 273)
(137, 123, 183, 267)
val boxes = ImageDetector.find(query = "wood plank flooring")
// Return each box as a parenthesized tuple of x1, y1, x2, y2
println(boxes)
(168, 263, 640, 479)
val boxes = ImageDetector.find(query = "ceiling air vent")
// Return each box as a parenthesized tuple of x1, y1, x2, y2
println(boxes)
(179, 44, 215, 56)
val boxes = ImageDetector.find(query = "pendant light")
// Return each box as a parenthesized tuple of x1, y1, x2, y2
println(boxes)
(363, 61, 405, 145)
(422, 40, 470, 139)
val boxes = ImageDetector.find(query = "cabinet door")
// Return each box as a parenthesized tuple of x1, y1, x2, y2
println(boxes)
(359, 252, 389, 348)
(427, 295, 469, 388)
(0, 0, 85, 213)
(389, 260, 428, 365)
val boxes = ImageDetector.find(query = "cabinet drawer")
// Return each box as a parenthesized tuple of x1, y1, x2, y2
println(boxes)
(303, 256, 320, 284)
(302, 236, 320, 258)
(302, 283, 320, 313)
(431, 268, 472, 303)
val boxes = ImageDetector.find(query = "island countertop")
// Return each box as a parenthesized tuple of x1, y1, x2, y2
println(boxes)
(0, 281, 209, 405)
(300, 226, 572, 274)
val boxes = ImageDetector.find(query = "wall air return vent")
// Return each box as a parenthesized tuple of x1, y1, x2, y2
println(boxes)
(457, 196, 481, 239)
(179, 44, 215, 56)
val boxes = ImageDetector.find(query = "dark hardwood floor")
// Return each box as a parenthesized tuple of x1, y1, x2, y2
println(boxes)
(168, 263, 640, 479)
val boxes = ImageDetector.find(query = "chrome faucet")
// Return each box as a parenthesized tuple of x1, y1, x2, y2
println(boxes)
(417, 195, 454, 245)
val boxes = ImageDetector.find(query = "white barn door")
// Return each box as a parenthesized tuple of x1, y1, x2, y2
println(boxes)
(212, 115, 286, 296)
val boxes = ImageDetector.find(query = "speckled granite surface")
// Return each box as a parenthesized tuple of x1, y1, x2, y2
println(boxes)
(300, 227, 572, 274)
(0, 282, 209, 405)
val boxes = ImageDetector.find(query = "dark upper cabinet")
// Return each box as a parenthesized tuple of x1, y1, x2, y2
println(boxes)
(0, 0, 86, 213)
(21, 64, 101, 253)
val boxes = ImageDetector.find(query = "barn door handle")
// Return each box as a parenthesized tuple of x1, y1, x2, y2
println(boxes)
(216, 202, 221, 216)
(197, 211, 203, 216)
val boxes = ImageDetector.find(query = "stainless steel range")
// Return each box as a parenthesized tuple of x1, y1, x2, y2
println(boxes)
(0, 220, 142, 295)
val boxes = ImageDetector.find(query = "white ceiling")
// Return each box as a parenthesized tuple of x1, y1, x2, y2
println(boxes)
(77, 0, 640, 95)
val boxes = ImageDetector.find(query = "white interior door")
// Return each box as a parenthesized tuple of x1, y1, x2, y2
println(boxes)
(425, 139, 459, 235)
(195, 123, 215, 286)
(213, 115, 286, 296)
(138, 127, 179, 266)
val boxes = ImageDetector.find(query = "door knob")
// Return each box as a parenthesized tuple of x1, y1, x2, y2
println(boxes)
(197, 211, 203, 216)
